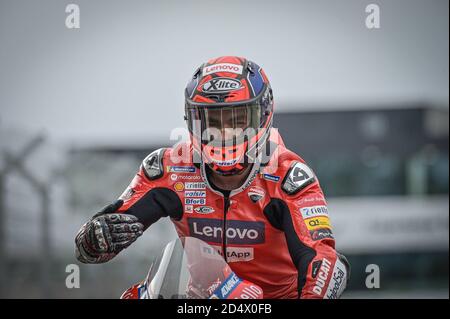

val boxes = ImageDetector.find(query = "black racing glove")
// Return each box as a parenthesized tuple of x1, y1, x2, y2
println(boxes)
(75, 200, 144, 264)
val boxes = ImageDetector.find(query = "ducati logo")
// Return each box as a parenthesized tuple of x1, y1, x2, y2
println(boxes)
(201, 77, 242, 93)
(248, 186, 265, 203)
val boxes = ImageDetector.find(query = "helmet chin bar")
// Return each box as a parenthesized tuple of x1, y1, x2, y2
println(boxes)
(199, 126, 270, 178)
(206, 162, 250, 176)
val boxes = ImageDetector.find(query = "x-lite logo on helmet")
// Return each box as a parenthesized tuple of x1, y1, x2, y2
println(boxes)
(184, 56, 274, 176)
(202, 78, 243, 93)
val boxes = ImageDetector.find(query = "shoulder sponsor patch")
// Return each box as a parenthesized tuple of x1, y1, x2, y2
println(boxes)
(310, 228, 334, 241)
(282, 162, 316, 195)
(142, 148, 165, 180)
(304, 216, 332, 231)
(262, 173, 280, 182)
(300, 205, 329, 219)
(296, 196, 326, 206)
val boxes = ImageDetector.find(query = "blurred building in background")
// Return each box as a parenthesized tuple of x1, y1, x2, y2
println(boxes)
(0, 0, 448, 298)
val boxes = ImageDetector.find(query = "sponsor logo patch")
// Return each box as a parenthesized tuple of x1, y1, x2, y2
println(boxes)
(201, 77, 243, 93)
(174, 182, 184, 192)
(185, 190, 206, 197)
(282, 162, 316, 195)
(296, 196, 326, 206)
(194, 206, 215, 214)
(305, 216, 332, 231)
(166, 166, 196, 173)
(185, 205, 193, 214)
(171, 174, 202, 181)
(261, 173, 280, 182)
(311, 260, 323, 278)
(188, 218, 265, 244)
(212, 272, 242, 299)
(211, 158, 238, 167)
(185, 198, 206, 205)
(325, 259, 347, 299)
(185, 182, 206, 190)
(248, 186, 265, 203)
(210, 245, 254, 262)
(203, 63, 243, 76)
(300, 205, 329, 219)
(310, 228, 334, 241)
(225, 247, 254, 263)
(313, 258, 332, 296)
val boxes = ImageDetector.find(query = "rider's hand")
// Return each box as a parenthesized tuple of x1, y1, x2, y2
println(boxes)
(75, 200, 144, 263)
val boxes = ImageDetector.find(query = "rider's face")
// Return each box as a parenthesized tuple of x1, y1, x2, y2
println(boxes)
(205, 107, 248, 142)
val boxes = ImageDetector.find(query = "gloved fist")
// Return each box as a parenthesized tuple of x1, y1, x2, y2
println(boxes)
(75, 200, 144, 263)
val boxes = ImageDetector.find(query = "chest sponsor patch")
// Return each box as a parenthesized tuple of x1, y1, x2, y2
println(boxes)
(304, 216, 332, 231)
(166, 166, 196, 173)
(194, 206, 215, 214)
(213, 245, 254, 263)
(188, 218, 265, 245)
(185, 198, 206, 205)
(170, 174, 202, 181)
(185, 190, 206, 197)
(174, 182, 184, 192)
(248, 186, 265, 203)
(185, 182, 206, 190)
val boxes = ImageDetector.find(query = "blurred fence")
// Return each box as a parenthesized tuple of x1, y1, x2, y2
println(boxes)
(0, 105, 448, 298)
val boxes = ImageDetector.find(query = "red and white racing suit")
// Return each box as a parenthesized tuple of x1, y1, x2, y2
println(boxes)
(116, 129, 348, 299)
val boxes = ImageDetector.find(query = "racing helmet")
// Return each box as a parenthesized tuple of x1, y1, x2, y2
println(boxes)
(185, 56, 274, 176)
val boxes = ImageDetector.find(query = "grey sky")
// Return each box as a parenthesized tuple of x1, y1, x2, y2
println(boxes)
(0, 0, 448, 146)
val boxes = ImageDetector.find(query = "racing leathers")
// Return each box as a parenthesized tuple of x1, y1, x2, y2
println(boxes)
(75, 129, 350, 299)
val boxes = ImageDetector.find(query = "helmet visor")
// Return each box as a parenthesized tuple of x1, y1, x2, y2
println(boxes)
(186, 104, 263, 147)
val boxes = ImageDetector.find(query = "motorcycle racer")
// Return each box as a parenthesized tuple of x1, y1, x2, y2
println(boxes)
(75, 56, 350, 299)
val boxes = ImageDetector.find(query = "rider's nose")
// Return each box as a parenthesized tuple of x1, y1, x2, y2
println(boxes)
(222, 128, 235, 141)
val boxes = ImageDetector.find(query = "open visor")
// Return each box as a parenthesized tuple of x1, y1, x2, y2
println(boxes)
(186, 104, 264, 147)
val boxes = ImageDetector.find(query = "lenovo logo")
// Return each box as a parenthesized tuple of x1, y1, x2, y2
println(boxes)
(203, 63, 243, 76)
(187, 218, 265, 244)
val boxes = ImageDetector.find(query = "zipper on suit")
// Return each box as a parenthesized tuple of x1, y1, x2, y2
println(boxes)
(222, 195, 230, 263)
